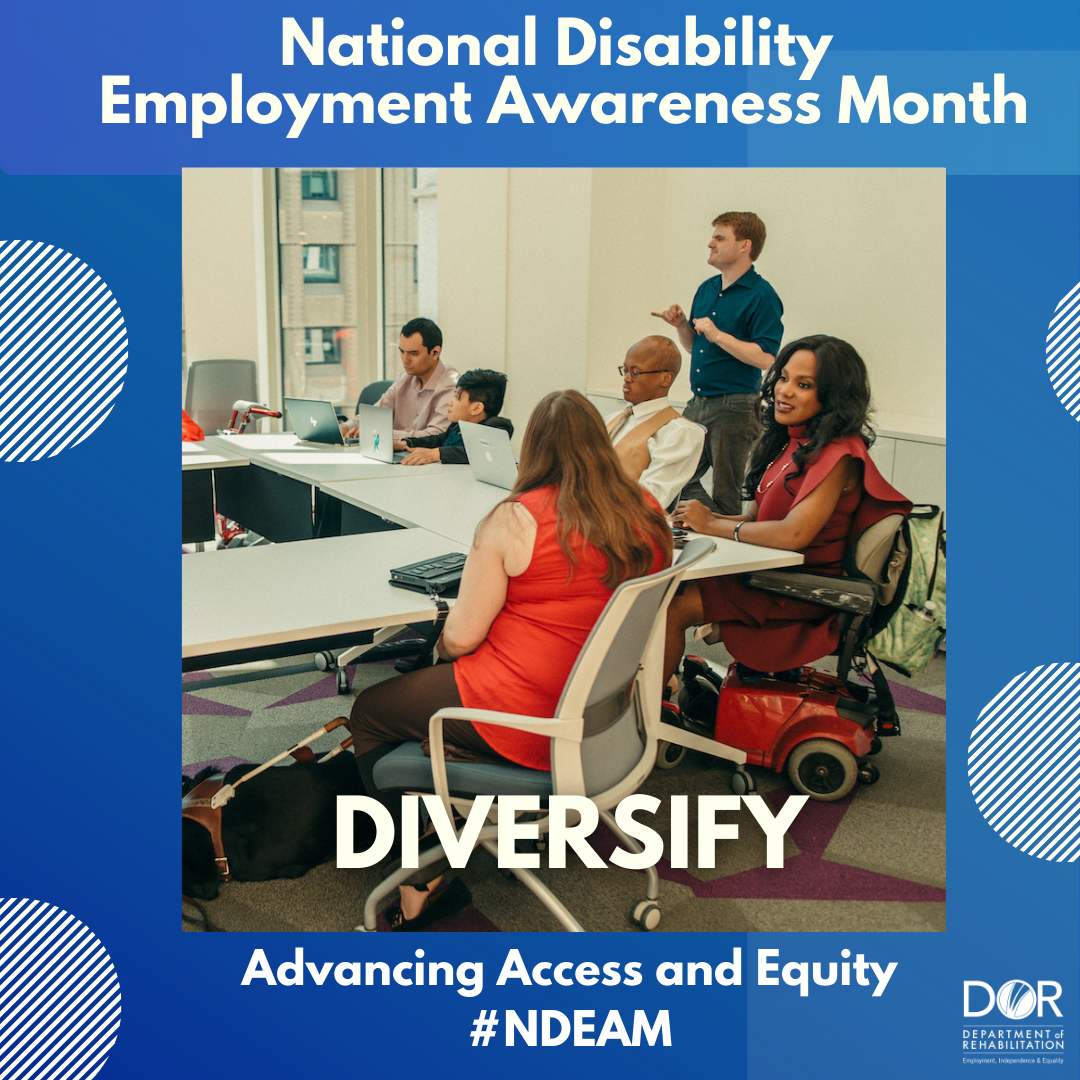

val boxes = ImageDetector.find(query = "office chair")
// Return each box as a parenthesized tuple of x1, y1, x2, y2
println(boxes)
(356, 537, 715, 932)
(357, 379, 393, 410)
(184, 359, 258, 435)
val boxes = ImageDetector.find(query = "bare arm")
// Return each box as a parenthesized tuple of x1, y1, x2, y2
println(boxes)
(437, 502, 537, 660)
(691, 318, 774, 371)
(672, 456, 860, 550)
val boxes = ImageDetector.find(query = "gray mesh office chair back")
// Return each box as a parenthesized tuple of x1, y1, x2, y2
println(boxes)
(356, 379, 393, 411)
(360, 536, 715, 932)
(185, 359, 258, 434)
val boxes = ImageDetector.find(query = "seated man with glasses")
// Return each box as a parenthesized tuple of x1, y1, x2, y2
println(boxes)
(606, 336, 706, 512)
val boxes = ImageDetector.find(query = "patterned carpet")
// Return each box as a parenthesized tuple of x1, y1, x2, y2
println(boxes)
(182, 641, 945, 933)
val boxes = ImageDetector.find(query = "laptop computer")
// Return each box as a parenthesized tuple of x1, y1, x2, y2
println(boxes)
(284, 398, 354, 447)
(283, 398, 406, 462)
(459, 423, 518, 489)
(354, 403, 407, 463)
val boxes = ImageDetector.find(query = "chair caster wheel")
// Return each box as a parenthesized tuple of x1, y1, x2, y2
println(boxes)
(315, 651, 335, 672)
(337, 668, 351, 694)
(730, 768, 756, 796)
(632, 900, 661, 931)
(655, 740, 686, 770)
(857, 761, 880, 785)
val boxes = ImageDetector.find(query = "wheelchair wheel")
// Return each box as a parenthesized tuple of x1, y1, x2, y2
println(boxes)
(857, 761, 881, 785)
(786, 740, 858, 801)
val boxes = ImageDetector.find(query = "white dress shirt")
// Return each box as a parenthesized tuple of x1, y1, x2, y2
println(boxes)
(605, 396, 706, 510)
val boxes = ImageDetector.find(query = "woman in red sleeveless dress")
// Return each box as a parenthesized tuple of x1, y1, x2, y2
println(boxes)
(665, 335, 911, 683)
(347, 389, 672, 929)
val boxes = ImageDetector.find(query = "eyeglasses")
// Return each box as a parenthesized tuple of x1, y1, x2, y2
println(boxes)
(618, 366, 666, 380)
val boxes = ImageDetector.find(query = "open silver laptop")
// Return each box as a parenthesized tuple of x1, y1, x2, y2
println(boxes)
(460, 423, 518, 489)
(354, 403, 407, 463)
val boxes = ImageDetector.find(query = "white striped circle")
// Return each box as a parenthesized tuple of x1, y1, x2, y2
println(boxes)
(0, 241, 127, 461)
(0, 899, 121, 1080)
(1046, 281, 1080, 418)
(968, 664, 1080, 862)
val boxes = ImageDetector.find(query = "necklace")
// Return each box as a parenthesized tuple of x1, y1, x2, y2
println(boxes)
(756, 437, 799, 493)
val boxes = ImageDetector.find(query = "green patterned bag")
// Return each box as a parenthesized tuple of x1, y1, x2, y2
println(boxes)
(866, 507, 945, 677)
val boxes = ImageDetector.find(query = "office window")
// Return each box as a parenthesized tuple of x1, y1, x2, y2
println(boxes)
(302, 169, 338, 200)
(277, 168, 434, 409)
(382, 168, 421, 365)
(302, 245, 339, 284)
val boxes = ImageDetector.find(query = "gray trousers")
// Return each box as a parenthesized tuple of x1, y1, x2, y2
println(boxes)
(680, 393, 761, 515)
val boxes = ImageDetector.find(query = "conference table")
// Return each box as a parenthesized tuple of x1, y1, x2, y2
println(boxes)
(183, 433, 802, 703)
(321, 471, 803, 583)
(181, 439, 250, 544)
(183, 528, 470, 681)
(198, 433, 467, 541)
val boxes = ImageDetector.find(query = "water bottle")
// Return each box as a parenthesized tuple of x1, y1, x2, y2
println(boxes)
(910, 600, 937, 623)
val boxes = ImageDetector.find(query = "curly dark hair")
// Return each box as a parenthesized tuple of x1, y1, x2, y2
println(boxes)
(743, 335, 876, 498)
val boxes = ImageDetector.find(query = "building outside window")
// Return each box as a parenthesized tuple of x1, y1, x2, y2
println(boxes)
(278, 168, 433, 410)
(302, 169, 338, 200)
(302, 244, 340, 283)
(304, 327, 344, 366)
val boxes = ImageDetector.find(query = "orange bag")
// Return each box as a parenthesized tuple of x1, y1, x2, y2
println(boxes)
(182, 409, 204, 442)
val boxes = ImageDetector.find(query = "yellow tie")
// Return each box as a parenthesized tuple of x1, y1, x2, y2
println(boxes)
(607, 405, 633, 439)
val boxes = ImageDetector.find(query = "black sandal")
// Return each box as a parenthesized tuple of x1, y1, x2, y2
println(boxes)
(385, 877, 472, 932)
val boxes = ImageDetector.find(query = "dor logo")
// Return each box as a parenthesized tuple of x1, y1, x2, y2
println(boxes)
(964, 980, 1063, 1019)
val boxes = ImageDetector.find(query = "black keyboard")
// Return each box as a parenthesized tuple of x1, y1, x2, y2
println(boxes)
(389, 551, 467, 595)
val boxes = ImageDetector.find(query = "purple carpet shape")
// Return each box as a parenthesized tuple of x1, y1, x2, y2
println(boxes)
(375, 901, 500, 933)
(182, 694, 251, 717)
(658, 852, 946, 902)
(267, 669, 355, 708)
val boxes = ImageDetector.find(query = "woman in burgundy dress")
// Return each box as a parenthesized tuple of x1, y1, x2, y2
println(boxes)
(665, 335, 911, 684)
(348, 389, 672, 930)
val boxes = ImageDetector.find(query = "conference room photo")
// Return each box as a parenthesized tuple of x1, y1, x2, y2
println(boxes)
(181, 166, 946, 934)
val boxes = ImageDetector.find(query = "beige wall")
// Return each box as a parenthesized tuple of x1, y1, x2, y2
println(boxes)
(436, 167, 946, 443)
(183, 167, 946, 442)
(183, 168, 280, 408)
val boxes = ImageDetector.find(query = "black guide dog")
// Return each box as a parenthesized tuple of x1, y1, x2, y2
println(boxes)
(182, 753, 370, 901)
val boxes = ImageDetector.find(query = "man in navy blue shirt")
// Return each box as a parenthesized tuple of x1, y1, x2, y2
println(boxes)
(653, 211, 783, 514)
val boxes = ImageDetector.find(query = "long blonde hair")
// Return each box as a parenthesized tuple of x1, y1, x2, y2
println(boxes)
(508, 390, 673, 587)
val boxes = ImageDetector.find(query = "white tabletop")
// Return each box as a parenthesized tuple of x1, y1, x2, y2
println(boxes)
(181, 440, 250, 471)
(182, 528, 468, 660)
(323, 473, 803, 577)
(202, 433, 467, 486)
(323, 473, 508, 545)
(680, 532, 802, 579)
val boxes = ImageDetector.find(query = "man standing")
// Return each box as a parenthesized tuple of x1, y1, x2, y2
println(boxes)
(653, 211, 783, 514)
(606, 336, 705, 511)
(342, 317, 458, 440)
